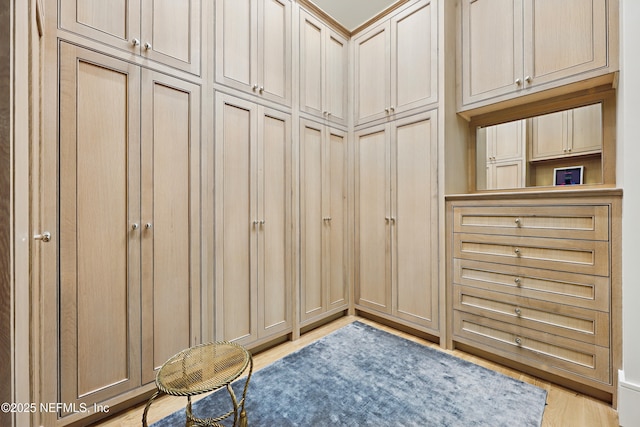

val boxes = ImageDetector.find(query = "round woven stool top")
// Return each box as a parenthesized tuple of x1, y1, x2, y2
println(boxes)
(156, 341, 251, 397)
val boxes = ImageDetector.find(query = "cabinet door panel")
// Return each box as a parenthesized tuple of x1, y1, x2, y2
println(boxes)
(300, 122, 324, 321)
(326, 31, 348, 125)
(60, 0, 141, 52)
(59, 43, 141, 409)
(141, 72, 200, 384)
(392, 0, 437, 113)
(356, 126, 390, 311)
(462, 0, 524, 104)
(259, 109, 292, 337)
(216, 0, 256, 92)
(328, 129, 348, 309)
(525, 0, 608, 86)
(354, 23, 390, 124)
(530, 110, 567, 160)
(489, 160, 523, 190)
(214, 94, 258, 344)
(394, 115, 438, 327)
(259, 0, 292, 104)
(300, 13, 324, 117)
(571, 103, 603, 154)
(141, 0, 201, 74)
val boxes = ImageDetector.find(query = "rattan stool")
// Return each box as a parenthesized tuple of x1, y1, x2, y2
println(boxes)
(142, 341, 253, 427)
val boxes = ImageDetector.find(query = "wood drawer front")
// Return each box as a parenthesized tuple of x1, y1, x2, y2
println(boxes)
(454, 233, 610, 276)
(453, 312, 611, 384)
(453, 205, 609, 241)
(453, 285, 609, 346)
(453, 259, 610, 312)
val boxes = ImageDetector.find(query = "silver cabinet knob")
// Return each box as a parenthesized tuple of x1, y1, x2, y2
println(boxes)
(384, 107, 390, 113)
(144, 42, 152, 50)
(515, 218, 521, 226)
(515, 307, 522, 316)
(252, 84, 259, 91)
(525, 76, 532, 83)
(515, 78, 522, 86)
(259, 220, 265, 225)
(132, 38, 140, 46)
(132, 223, 140, 230)
(259, 86, 264, 94)
(514, 248, 521, 255)
(252, 220, 259, 226)
(389, 106, 395, 112)
(514, 277, 521, 285)
(145, 223, 153, 229)
(34, 231, 51, 242)
(515, 337, 522, 345)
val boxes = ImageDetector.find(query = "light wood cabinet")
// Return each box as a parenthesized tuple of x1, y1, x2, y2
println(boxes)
(214, 92, 292, 347)
(59, 0, 201, 74)
(484, 120, 526, 189)
(299, 119, 348, 324)
(355, 112, 439, 331)
(460, 0, 612, 108)
(354, 0, 438, 125)
(299, 10, 348, 126)
(215, 0, 292, 106)
(530, 103, 603, 161)
(447, 194, 621, 397)
(58, 43, 201, 410)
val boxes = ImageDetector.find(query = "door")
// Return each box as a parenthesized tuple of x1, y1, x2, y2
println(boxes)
(354, 22, 391, 125)
(299, 12, 324, 118)
(461, 0, 524, 105)
(530, 110, 568, 160)
(214, 93, 258, 345)
(58, 43, 142, 410)
(488, 160, 524, 189)
(257, 107, 292, 338)
(257, 0, 292, 104)
(524, 0, 608, 87)
(489, 120, 525, 161)
(325, 30, 348, 125)
(392, 113, 439, 329)
(140, 0, 201, 74)
(140, 71, 201, 384)
(570, 103, 603, 155)
(355, 124, 391, 312)
(391, 0, 438, 114)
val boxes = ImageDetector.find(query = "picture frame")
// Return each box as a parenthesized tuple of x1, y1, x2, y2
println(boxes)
(553, 166, 584, 186)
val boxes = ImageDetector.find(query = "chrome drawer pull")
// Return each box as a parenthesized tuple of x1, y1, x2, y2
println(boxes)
(515, 218, 521, 227)
(514, 248, 521, 256)
(514, 277, 521, 285)
(515, 307, 522, 316)
(515, 337, 522, 345)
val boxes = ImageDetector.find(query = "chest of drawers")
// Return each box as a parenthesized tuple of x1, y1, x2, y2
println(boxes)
(446, 191, 621, 402)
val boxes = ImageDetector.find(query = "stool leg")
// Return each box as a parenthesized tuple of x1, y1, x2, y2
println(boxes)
(142, 390, 161, 427)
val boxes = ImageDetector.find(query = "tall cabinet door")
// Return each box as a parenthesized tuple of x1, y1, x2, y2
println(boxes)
(355, 124, 391, 312)
(524, 0, 608, 87)
(58, 43, 142, 410)
(392, 113, 439, 329)
(140, 0, 202, 74)
(325, 30, 348, 125)
(461, 0, 524, 105)
(299, 12, 325, 118)
(257, 0, 292, 105)
(326, 127, 348, 310)
(300, 120, 324, 321)
(354, 22, 391, 125)
(257, 107, 292, 339)
(214, 93, 259, 345)
(140, 71, 201, 384)
(391, 0, 438, 114)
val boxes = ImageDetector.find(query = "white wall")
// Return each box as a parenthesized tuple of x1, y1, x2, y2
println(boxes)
(617, 0, 640, 424)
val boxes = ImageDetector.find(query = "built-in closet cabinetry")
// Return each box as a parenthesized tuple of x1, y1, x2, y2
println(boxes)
(299, 120, 349, 325)
(355, 112, 439, 331)
(484, 120, 526, 189)
(460, 0, 615, 110)
(353, 0, 438, 125)
(215, 0, 292, 105)
(59, 0, 201, 74)
(447, 192, 620, 398)
(57, 42, 201, 411)
(213, 93, 293, 347)
(529, 103, 603, 161)
(299, 10, 348, 126)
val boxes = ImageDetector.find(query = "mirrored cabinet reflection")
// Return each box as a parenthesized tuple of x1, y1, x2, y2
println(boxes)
(476, 103, 603, 190)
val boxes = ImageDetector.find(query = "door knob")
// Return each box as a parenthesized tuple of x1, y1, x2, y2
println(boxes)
(34, 231, 51, 242)
(144, 42, 152, 50)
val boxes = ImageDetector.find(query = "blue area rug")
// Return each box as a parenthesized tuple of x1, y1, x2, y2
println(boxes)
(152, 322, 547, 426)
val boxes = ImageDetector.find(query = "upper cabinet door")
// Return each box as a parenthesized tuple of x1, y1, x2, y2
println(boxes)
(140, 0, 201, 74)
(60, 0, 141, 52)
(325, 30, 348, 125)
(300, 11, 325, 118)
(524, 0, 608, 87)
(354, 22, 391, 125)
(60, 0, 201, 74)
(391, 0, 438, 114)
(216, 0, 291, 106)
(461, 0, 524, 106)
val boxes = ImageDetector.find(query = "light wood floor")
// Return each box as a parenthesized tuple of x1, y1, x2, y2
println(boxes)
(92, 315, 619, 427)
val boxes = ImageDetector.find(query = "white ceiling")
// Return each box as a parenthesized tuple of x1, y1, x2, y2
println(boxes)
(309, 0, 401, 31)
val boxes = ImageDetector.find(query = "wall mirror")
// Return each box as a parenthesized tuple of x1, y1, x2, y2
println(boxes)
(475, 102, 605, 190)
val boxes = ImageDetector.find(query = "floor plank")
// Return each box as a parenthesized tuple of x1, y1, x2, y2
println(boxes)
(91, 315, 619, 427)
